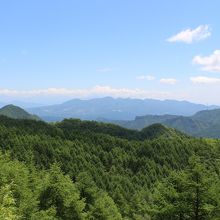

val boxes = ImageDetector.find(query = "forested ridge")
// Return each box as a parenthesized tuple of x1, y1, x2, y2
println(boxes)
(27, 97, 217, 121)
(0, 105, 40, 121)
(0, 115, 219, 219)
(109, 108, 220, 139)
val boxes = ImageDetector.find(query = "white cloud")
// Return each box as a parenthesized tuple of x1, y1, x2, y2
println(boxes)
(193, 50, 220, 72)
(167, 25, 211, 44)
(2, 86, 220, 105)
(190, 76, 220, 84)
(136, 75, 155, 80)
(160, 78, 177, 85)
(0, 86, 172, 100)
(96, 68, 112, 72)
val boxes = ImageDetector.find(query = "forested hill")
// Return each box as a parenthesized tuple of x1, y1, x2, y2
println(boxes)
(109, 108, 220, 139)
(0, 104, 40, 120)
(56, 119, 186, 141)
(0, 116, 219, 219)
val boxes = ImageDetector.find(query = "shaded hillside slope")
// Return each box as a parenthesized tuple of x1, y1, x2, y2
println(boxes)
(0, 104, 40, 120)
(110, 108, 220, 138)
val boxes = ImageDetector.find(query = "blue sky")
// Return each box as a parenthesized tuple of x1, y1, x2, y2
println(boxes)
(1, 0, 220, 104)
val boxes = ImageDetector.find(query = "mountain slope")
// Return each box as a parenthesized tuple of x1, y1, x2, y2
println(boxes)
(140, 123, 185, 139)
(108, 108, 220, 138)
(163, 116, 208, 135)
(56, 118, 185, 141)
(27, 97, 217, 121)
(0, 104, 41, 120)
(192, 108, 220, 124)
(108, 114, 180, 130)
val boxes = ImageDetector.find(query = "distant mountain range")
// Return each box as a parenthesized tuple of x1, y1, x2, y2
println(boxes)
(0, 105, 41, 120)
(107, 108, 220, 138)
(0, 98, 220, 138)
(27, 97, 218, 121)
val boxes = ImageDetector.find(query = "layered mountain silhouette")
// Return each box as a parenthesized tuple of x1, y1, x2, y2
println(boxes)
(27, 97, 217, 121)
(2, 98, 220, 139)
(108, 108, 220, 138)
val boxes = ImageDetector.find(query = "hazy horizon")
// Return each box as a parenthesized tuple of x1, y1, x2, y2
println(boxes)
(0, 96, 219, 108)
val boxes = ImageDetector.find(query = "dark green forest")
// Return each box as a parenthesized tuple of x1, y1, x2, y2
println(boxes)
(0, 116, 219, 219)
